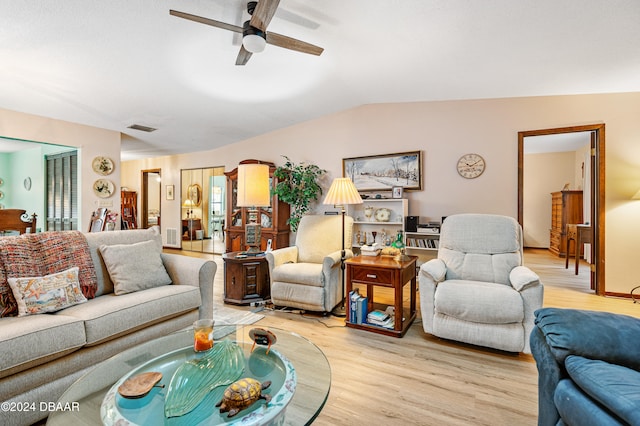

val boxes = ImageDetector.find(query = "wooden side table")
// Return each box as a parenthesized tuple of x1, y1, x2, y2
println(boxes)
(345, 255, 417, 338)
(222, 252, 270, 305)
(565, 224, 592, 275)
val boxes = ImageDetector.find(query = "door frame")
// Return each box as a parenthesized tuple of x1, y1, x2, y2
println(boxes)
(518, 124, 605, 295)
(141, 168, 161, 230)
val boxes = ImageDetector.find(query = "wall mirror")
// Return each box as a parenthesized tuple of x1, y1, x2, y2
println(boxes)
(181, 167, 226, 254)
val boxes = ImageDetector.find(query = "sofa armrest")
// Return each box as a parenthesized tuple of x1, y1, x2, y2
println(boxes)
(509, 266, 540, 291)
(418, 259, 445, 333)
(530, 325, 563, 426)
(161, 253, 216, 320)
(265, 246, 298, 269)
(420, 259, 446, 282)
(534, 308, 640, 370)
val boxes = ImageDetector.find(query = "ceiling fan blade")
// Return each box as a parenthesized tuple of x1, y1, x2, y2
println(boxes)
(250, 0, 280, 32)
(235, 45, 253, 66)
(266, 32, 324, 56)
(169, 10, 243, 33)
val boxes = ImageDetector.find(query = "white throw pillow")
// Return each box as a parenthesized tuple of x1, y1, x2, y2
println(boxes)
(99, 240, 172, 295)
(8, 267, 87, 316)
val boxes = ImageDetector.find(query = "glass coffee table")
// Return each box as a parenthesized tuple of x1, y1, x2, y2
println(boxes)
(47, 325, 330, 425)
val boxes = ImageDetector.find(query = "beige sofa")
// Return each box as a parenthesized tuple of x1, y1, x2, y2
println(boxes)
(0, 227, 216, 426)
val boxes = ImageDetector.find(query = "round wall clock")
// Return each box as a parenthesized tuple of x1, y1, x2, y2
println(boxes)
(457, 153, 486, 179)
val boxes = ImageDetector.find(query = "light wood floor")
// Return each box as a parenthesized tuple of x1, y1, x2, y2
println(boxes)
(170, 248, 640, 425)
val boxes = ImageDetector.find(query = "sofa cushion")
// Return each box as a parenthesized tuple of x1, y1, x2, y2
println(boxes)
(59, 284, 201, 345)
(99, 239, 172, 295)
(271, 262, 324, 287)
(0, 314, 86, 378)
(0, 231, 98, 317)
(84, 227, 165, 296)
(31, 231, 98, 299)
(435, 279, 524, 323)
(554, 379, 624, 426)
(7, 267, 87, 316)
(565, 355, 640, 425)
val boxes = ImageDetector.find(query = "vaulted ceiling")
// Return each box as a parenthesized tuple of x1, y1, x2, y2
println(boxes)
(2, 1, 639, 160)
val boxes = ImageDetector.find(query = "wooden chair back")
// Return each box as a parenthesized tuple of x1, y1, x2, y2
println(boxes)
(88, 208, 108, 232)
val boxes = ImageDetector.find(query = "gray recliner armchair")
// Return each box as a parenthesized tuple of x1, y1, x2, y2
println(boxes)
(419, 213, 543, 353)
(265, 214, 353, 313)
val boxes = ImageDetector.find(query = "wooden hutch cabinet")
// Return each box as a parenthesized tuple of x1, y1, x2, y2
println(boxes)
(549, 190, 583, 257)
(224, 160, 290, 253)
(120, 190, 137, 229)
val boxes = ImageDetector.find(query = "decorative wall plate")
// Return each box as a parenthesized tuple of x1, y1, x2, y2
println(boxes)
(93, 179, 115, 198)
(92, 156, 115, 175)
(0, 191, 3, 200)
(0, 178, 3, 186)
(23, 177, 31, 191)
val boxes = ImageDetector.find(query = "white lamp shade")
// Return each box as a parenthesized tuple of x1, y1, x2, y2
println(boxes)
(323, 178, 363, 206)
(237, 163, 271, 207)
(242, 34, 266, 53)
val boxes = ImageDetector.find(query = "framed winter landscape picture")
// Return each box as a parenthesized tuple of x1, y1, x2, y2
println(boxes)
(343, 151, 423, 192)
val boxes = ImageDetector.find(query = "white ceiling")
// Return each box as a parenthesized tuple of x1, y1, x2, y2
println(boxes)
(1, 1, 639, 161)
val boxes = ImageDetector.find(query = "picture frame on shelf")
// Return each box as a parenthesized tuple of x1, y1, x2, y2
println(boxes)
(166, 185, 175, 200)
(343, 151, 422, 192)
(392, 186, 403, 199)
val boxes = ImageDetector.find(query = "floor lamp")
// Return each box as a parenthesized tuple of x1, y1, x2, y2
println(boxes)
(323, 177, 362, 317)
(237, 163, 271, 255)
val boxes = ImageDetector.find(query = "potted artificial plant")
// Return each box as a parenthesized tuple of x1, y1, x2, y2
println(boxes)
(272, 156, 326, 232)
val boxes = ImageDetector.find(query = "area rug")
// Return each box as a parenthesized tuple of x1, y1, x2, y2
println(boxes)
(213, 304, 264, 340)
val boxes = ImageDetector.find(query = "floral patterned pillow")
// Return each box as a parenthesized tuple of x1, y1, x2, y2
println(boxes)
(7, 267, 87, 316)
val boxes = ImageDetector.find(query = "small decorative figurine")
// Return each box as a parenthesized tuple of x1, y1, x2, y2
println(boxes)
(249, 327, 277, 354)
(216, 378, 272, 417)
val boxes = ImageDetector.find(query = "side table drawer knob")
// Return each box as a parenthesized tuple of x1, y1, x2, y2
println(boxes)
(366, 274, 377, 279)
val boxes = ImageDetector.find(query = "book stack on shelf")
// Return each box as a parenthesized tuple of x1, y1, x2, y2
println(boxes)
(367, 309, 394, 329)
(406, 237, 439, 249)
(349, 289, 368, 324)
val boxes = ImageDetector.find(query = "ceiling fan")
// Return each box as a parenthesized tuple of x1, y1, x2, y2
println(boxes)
(170, 0, 324, 66)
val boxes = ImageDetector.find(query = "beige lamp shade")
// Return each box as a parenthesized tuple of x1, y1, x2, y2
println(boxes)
(237, 163, 271, 207)
(323, 178, 363, 206)
(182, 199, 195, 208)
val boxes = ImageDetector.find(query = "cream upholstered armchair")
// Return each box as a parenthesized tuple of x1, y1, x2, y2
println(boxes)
(419, 214, 543, 353)
(265, 214, 354, 313)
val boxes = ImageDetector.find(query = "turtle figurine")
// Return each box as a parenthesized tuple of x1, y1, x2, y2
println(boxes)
(216, 377, 272, 417)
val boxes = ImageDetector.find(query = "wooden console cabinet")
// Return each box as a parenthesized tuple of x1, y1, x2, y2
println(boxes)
(549, 190, 583, 257)
(222, 252, 270, 305)
(224, 160, 290, 253)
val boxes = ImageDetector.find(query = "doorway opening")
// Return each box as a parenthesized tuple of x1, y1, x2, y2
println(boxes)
(518, 124, 605, 295)
(141, 169, 161, 229)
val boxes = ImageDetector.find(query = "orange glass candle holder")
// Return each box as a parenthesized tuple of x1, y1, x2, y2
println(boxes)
(193, 319, 214, 352)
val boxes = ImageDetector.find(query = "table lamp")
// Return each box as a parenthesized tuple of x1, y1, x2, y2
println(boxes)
(237, 163, 271, 255)
(183, 199, 194, 218)
(323, 177, 363, 317)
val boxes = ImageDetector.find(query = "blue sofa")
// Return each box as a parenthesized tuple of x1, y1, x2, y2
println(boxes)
(531, 308, 640, 426)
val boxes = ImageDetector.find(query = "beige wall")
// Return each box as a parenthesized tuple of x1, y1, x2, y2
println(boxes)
(523, 151, 577, 248)
(123, 92, 640, 295)
(0, 108, 121, 230)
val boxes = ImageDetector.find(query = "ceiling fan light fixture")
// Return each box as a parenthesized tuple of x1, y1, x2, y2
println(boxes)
(242, 21, 266, 53)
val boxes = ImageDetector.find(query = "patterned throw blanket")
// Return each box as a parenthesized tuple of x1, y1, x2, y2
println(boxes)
(0, 231, 98, 317)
